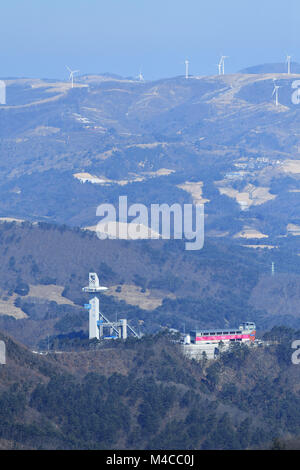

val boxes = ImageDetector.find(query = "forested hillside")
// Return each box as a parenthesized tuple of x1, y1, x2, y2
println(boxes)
(0, 327, 300, 450)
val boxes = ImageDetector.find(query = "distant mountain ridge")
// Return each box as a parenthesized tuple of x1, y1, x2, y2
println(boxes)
(239, 62, 300, 74)
(0, 69, 300, 250)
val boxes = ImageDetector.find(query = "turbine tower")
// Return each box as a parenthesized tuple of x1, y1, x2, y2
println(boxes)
(66, 65, 79, 88)
(272, 81, 280, 106)
(0, 80, 6, 105)
(286, 55, 292, 75)
(137, 69, 144, 81)
(219, 56, 228, 75)
(185, 59, 189, 79)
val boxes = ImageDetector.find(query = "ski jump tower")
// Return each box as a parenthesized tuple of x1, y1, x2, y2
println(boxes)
(82, 273, 139, 340)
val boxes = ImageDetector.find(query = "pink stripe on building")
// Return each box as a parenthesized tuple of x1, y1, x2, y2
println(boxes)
(195, 334, 251, 342)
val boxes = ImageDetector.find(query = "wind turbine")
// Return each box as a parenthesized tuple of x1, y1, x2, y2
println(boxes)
(185, 59, 189, 79)
(219, 56, 229, 75)
(272, 81, 280, 106)
(286, 55, 292, 75)
(137, 69, 144, 81)
(66, 65, 79, 88)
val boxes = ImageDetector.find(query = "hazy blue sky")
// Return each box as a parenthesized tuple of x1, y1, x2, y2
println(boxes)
(0, 0, 298, 79)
